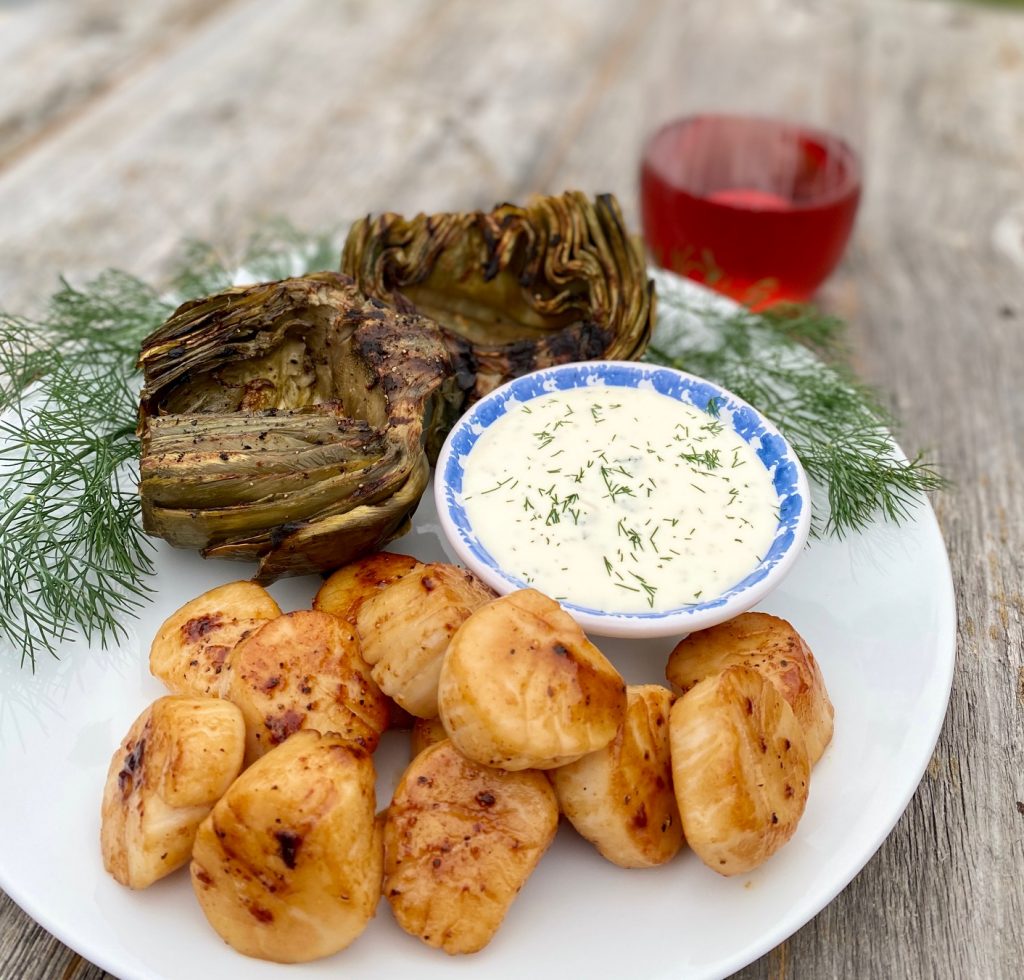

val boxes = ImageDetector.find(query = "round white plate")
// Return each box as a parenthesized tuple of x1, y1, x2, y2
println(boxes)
(0, 278, 956, 980)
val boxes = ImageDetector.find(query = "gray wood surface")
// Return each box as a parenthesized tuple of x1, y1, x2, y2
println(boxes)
(1, 0, 1021, 977)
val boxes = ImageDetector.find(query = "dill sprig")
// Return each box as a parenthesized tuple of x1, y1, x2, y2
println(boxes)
(170, 220, 341, 299)
(645, 270, 948, 537)
(0, 274, 172, 667)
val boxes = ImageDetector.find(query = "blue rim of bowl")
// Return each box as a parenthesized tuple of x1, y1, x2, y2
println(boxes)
(434, 360, 811, 634)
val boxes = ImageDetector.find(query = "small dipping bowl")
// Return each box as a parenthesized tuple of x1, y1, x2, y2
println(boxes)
(434, 361, 811, 639)
(640, 114, 861, 307)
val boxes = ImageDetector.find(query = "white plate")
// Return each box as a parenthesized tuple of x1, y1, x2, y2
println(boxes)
(0, 279, 956, 980)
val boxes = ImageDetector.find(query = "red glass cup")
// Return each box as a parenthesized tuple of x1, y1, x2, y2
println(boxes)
(639, 114, 861, 307)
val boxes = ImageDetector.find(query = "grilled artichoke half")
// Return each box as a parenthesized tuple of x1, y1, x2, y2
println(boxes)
(137, 272, 457, 582)
(342, 190, 655, 402)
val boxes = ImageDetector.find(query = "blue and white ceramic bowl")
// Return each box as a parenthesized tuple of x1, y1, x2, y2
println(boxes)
(434, 361, 811, 639)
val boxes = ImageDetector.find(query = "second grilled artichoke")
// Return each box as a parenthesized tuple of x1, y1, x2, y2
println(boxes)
(342, 191, 655, 403)
(137, 272, 457, 581)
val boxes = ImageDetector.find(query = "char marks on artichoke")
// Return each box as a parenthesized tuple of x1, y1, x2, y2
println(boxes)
(137, 272, 457, 582)
(138, 194, 652, 581)
(342, 190, 655, 403)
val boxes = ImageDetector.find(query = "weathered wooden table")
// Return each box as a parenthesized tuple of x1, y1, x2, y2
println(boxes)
(1, 0, 1021, 976)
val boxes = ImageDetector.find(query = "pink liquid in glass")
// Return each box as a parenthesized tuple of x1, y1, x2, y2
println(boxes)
(640, 115, 861, 307)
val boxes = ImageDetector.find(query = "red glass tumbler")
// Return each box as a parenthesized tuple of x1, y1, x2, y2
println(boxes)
(640, 114, 861, 307)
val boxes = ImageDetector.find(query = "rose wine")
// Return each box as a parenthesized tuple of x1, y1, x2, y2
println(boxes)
(640, 115, 861, 307)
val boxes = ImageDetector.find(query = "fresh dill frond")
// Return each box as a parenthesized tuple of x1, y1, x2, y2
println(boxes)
(170, 219, 340, 298)
(47, 271, 173, 356)
(168, 239, 237, 300)
(646, 270, 948, 537)
(0, 274, 172, 666)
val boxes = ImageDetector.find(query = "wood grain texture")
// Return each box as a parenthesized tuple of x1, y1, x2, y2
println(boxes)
(0, 0, 236, 168)
(1, 0, 1022, 977)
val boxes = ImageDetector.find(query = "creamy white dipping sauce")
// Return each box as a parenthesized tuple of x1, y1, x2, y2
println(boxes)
(460, 385, 781, 613)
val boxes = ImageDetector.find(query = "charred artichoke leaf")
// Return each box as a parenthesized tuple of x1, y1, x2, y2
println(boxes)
(137, 272, 455, 582)
(341, 190, 655, 403)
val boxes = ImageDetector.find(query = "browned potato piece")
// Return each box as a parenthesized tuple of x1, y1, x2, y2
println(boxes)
(149, 581, 281, 697)
(228, 610, 388, 764)
(438, 589, 626, 770)
(315, 552, 423, 730)
(356, 563, 495, 718)
(191, 731, 381, 963)
(550, 684, 683, 868)
(383, 740, 558, 954)
(314, 551, 424, 623)
(410, 716, 448, 757)
(666, 612, 834, 765)
(670, 665, 810, 876)
(101, 696, 244, 889)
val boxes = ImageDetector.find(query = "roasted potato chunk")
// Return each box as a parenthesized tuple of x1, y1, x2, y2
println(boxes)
(356, 563, 495, 718)
(191, 731, 381, 962)
(670, 665, 810, 876)
(383, 740, 558, 954)
(410, 716, 448, 757)
(315, 551, 423, 731)
(666, 612, 834, 765)
(101, 696, 244, 889)
(550, 684, 682, 868)
(228, 610, 388, 764)
(438, 589, 626, 770)
(314, 551, 424, 623)
(149, 581, 281, 697)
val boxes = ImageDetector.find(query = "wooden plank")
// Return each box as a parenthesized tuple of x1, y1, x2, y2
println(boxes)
(0, 0, 640, 314)
(0, 901, 106, 980)
(807, 4, 1024, 973)
(0, 0, 234, 167)
(516, 0, 870, 214)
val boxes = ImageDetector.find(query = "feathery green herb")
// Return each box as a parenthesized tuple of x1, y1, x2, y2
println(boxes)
(0, 274, 173, 667)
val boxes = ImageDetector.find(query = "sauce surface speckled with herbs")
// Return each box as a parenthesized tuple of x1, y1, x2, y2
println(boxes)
(460, 386, 780, 613)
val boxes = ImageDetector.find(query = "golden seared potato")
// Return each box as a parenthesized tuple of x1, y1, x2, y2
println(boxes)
(101, 696, 244, 889)
(383, 739, 558, 954)
(228, 610, 388, 764)
(549, 684, 682, 868)
(356, 563, 495, 718)
(666, 612, 834, 765)
(315, 552, 422, 730)
(191, 731, 381, 963)
(314, 550, 424, 623)
(670, 665, 810, 876)
(438, 589, 626, 771)
(149, 581, 281, 698)
(410, 716, 448, 757)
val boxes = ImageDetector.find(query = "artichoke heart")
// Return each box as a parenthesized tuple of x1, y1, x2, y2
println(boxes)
(137, 272, 457, 582)
(342, 190, 655, 402)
